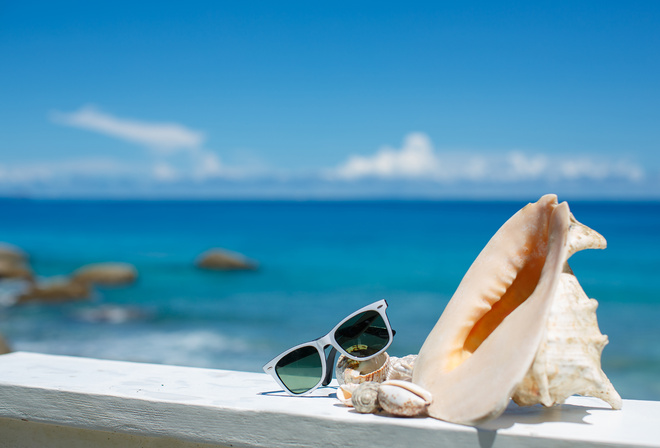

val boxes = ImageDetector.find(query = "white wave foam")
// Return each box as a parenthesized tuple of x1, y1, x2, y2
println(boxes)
(13, 327, 253, 369)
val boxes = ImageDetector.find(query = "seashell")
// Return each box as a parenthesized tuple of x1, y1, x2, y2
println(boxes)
(335, 352, 389, 386)
(413, 194, 621, 426)
(337, 383, 359, 406)
(351, 382, 381, 414)
(511, 265, 621, 408)
(377, 380, 432, 417)
(387, 354, 417, 381)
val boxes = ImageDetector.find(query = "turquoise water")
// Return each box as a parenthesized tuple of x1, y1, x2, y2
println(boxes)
(0, 199, 658, 400)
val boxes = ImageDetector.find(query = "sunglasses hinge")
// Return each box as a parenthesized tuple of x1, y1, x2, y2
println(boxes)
(322, 346, 337, 386)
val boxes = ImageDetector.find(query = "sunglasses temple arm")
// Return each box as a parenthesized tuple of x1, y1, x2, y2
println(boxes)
(322, 347, 338, 386)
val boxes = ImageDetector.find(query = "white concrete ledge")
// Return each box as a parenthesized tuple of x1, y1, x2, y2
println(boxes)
(0, 352, 658, 448)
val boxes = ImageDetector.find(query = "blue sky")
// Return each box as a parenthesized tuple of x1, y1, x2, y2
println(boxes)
(1, 1, 659, 198)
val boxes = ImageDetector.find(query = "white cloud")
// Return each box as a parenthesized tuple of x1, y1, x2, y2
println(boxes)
(49, 105, 235, 182)
(7, 119, 649, 197)
(152, 162, 180, 182)
(334, 133, 440, 179)
(506, 152, 549, 180)
(331, 133, 645, 184)
(192, 150, 224, 180)
(51, 105, 206, 153)
(557, 158, 644, 182)
(0, 158, 137, 183)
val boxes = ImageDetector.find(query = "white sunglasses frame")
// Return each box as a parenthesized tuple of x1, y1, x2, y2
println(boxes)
(262, 299, 394, 396)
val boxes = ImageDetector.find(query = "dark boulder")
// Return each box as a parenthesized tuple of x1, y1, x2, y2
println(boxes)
(72, 262, 138, 286)
(196, 249, 257, 271)
(0, 334, 10, 355)
(0, 244, 32, 280)
(0, 243, 27, 263)
(17, 278, 91, 304)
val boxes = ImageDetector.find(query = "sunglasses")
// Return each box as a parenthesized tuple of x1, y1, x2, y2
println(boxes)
(263, 299, 395, 396)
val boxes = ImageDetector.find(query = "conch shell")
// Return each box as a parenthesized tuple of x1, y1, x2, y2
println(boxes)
(351, 382, 381, 413)
(336, 383, 357, 406)
(387, 354, 417, 381)
(511, 264, 620, 407)
(378, 380, 432, 417)
(412, 194, 621, 425)
(335, 352, 389, 385)
(347, 380, 433, 417)
(332, 352, 428, 418)
(335, 352, 418, 386)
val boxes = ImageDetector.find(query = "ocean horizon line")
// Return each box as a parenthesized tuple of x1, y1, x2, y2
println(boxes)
(1, 194, 659, 203)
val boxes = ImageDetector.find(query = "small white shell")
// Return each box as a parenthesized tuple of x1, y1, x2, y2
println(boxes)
(377, 380, 432, 417)
(351, 382, 381, 414)
(387, 354, 417, 381)
(335, 352, 389, 385)
(337, 383, 359, 406)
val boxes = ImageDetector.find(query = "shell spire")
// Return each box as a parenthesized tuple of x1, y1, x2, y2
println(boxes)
(512, 269, 621, 409)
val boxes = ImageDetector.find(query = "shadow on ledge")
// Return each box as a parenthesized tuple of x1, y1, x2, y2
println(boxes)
(474, 400, 611, 448)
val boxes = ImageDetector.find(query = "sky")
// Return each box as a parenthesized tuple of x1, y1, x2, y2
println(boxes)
(1, 1, 659, 199)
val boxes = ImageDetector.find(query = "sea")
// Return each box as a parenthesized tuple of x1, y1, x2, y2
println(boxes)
(0, 198, 658, 400)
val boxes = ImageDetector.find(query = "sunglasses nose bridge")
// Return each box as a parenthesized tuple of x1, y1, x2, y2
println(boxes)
(315, 332, 336, 352)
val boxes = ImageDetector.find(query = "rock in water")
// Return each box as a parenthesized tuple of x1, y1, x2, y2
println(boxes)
(0, 243, 28, 263)
(0, 259, 33, 280)
(0, 334, 11, 355)
(0, 243, 32, 280)
(196, 249, 257, 271)
(17, 277, 91, 304)
(72, 262, 138, 286)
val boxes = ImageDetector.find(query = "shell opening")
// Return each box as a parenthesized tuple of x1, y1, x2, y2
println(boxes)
(462, 253, 546, 357)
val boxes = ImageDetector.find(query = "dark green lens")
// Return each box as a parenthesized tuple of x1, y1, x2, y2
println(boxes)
(335, 310, 389, 357)
(275, 346, 323, 394)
